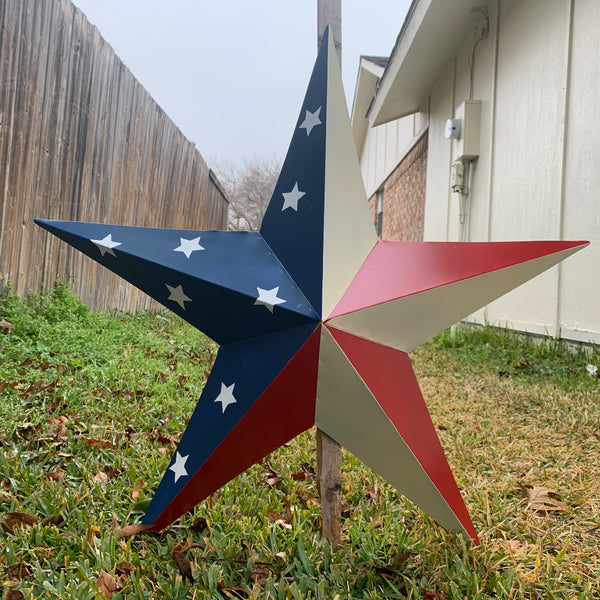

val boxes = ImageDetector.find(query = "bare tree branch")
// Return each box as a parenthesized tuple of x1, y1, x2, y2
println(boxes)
(214, 157, 281, 231)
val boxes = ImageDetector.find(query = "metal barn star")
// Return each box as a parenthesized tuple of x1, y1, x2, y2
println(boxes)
(36, 29, 587, 542)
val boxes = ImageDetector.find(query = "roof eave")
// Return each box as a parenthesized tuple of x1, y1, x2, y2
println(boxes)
(350, 57, 387, 155)
(369, 0, 489, 126)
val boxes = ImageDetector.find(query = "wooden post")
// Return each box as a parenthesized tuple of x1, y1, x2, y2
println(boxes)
(316, 428, 342, 546)
(317, 0, 342, 68)
(316, 0, 343, 548)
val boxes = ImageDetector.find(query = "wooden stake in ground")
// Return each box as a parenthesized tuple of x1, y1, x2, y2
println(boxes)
(316, 428, 342, 546)
(316, 0, 343, 549)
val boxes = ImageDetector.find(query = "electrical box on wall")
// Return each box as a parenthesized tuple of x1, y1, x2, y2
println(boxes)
(454, 100, 481, 160)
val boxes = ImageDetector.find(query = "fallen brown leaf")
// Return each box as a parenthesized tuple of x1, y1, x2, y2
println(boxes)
(118, 523, 150, 538)
(392, 550, 411, 567)
(261, 462, 282, 487)
(115, 561, 136, 576)
(96, 569, 118, 599)
(132, 480, 144, 502)
(341, 503, 358, 518)
(374, 566, 402, 579)
(4, 562, 33, 580)
(173, 536, 202, 553)
(109, 513, 119, 532)
(266, 498, 293, 529)
(421, 589, 449, 600)
(173, 551, 195, 583)
(250, 566, 270, 586)
(81, 437, 116, 449)
(41, 514, 64, 527)
(366, 484, 380, 504)
(191, 516, 209, 532)
(5, 591, 25, 600)
(46, 467, 64, 481)
(104, 466, 117, 479)
(93, 471, 109, 486)
(218, 581, 248, 599)
(5, 512, 38, 531)
(522, 484, 569, 514)
(0, 318, 15, 332)
(56, 451, 75, 458)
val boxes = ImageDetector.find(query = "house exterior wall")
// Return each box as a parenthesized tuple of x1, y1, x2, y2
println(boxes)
(367, 133, 427, 241)
(359, 0, 600, 344)
(360, 112, 428, 199)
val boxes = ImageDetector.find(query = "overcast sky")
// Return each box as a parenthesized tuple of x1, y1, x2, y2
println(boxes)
(71, 1, 411, 167)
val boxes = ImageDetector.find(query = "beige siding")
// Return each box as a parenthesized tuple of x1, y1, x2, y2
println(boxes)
(423, 66, 453, 241)
(360, 0, 599, 343)
(360, 114, 423, 198)
(559, 0, 600, 342)
(482, 0, 570, 335)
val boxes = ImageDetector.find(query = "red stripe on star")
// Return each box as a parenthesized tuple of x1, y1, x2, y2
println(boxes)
(147, 326, 321, 531)
(328, 240, 588, 319)
(327, 325, 479, 543)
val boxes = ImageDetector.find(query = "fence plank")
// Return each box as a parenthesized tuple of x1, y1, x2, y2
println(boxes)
(0, 0, 228, 311)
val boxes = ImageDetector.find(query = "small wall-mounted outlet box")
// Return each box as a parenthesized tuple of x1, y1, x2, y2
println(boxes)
(454, 100, 481, 160)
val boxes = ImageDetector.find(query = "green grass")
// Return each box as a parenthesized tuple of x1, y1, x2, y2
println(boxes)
(0, 281, 599, 599)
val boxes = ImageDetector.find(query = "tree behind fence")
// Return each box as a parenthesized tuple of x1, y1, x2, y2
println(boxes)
(0, 0, 228, 312)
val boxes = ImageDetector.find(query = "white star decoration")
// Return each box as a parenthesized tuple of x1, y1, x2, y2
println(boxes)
(281, 182, 306, 212)
(166, 284, 192, 310)
(214, 382, 237, 413)
(169, 451, 189, 482)
(299, 106, 322, 136)
(254, 286, 286, 313)
(91, 234, 122, 257)
(173, 236, 204, 259)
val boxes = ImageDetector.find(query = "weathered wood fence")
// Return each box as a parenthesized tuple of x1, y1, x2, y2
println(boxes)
(0, 0, 228, 312)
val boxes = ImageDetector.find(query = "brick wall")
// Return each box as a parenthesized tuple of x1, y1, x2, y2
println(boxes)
(368, 132, 428, 241)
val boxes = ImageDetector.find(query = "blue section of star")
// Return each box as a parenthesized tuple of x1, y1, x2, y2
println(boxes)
(142, 322, 317, 525)
(259, 27, 328, 317)
(34, 221, 319, 344)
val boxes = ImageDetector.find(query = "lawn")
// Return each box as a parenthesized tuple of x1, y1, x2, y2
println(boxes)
(0, 282, 599, 599)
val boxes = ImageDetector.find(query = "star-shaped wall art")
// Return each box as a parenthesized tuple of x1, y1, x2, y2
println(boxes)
(36, 28, 587, 543)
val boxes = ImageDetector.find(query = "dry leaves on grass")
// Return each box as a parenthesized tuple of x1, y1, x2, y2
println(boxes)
(96, 570, 118, 599)
(266, 498, 293, 530)
(2, 512, 37, 533)
(249, 566, 270, 586)
(522, 484, 569, 515)
(261, 462, 282, 487)
(96, 562, 138, 598)
(131, 480, 144, 502)
(217, 581, 249, 599)
(0, 318, 15, 332)
(173, 552, 195, 583)
(172, 537, 202, 583)
(118, 523, 150, 539)
(93, 471, 109, 486)
(4, 563, 33, 580)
